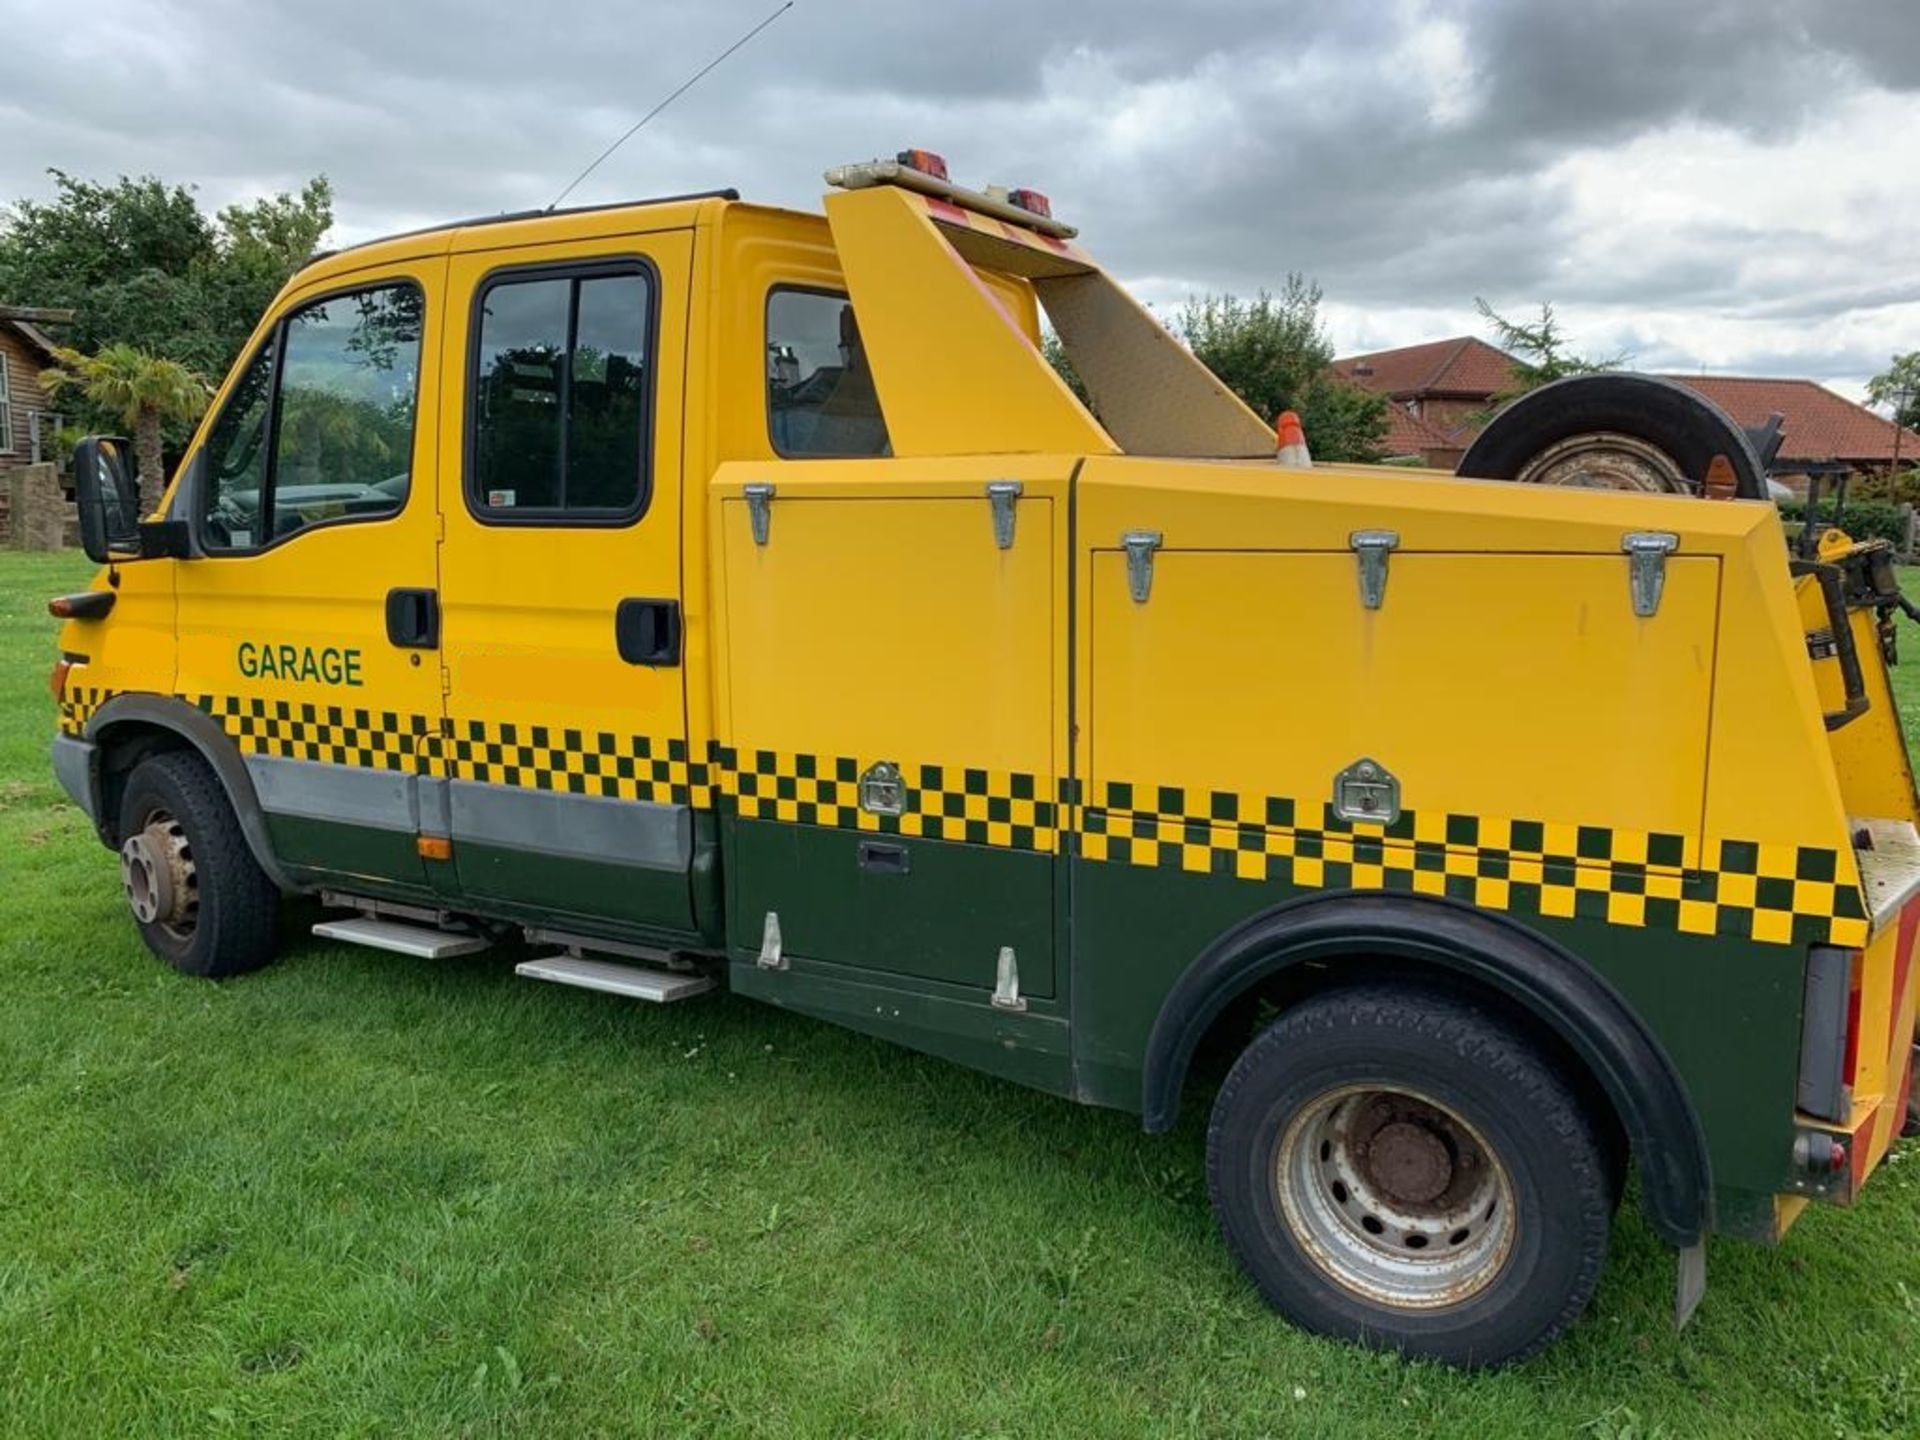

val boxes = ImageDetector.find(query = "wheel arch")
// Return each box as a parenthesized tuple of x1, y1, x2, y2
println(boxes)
(86, 694, 295, 892)
(1141, 891, 1711, 1248)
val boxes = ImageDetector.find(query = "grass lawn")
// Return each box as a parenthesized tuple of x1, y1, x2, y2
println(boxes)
(7, 548, 1920, 1438)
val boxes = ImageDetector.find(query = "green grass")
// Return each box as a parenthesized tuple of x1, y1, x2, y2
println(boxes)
(7, 548, 1920, 1438)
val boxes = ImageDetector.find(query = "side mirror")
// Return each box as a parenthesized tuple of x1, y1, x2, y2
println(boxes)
(72, 436, 143, 563)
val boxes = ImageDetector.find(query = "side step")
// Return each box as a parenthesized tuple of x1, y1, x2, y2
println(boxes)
(311, 916, 491, 959)
(515, 954, 714, 1004)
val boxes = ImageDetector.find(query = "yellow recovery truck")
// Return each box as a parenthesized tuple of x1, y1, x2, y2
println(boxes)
(48, 151, 1920, 1366)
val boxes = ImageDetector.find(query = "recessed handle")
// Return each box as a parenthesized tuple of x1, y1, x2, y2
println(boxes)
(858, 840, 910, 875)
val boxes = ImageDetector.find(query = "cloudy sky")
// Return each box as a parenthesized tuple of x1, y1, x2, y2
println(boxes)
(3, 0, 1915, 399)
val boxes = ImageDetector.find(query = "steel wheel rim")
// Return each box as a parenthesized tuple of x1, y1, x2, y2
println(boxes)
(1514, 431, 1691, 493)
(119, 806, 199, 940)
(1275, 1083, 1516, 1309)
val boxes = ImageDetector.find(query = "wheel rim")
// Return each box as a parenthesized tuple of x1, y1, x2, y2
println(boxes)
(120, 807, 199, 940)
(1514, 431, 1691, 493)
(1275, 1084, 1516, 1309)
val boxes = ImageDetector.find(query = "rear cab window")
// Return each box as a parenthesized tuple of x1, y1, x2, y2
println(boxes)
(468, 262, 655, 523)
(766, 288, 889, 458)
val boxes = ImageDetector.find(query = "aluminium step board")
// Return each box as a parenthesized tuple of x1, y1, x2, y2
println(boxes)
(312, 916, 491, 959)
(515, 954, 714, 1004)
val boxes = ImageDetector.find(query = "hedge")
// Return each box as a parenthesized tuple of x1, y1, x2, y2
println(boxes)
(1778, 497, 1913, 549)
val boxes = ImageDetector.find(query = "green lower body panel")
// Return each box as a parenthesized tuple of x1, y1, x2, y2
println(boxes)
(730, 956, 1073, 1098)
(265, 814, 430, 895)
(726, 816, 1056, 997)
(454, 842, 692, 931)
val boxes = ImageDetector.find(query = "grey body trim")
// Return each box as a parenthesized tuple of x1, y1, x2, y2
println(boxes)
(84, 693, 297, 891)
(52, 734, 98, 821)
(448, 779, 691, 869)
(246, 754, 420, 832)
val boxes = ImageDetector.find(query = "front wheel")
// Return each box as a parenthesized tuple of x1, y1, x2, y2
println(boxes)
(116, 750, 281, 978)
(1207, 984, 1612, 1369)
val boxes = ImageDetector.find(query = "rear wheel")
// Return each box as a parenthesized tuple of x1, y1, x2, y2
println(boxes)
(116, 750, 281, 978)
(1457, 373, 1768, 500)
(1207, 984, 1612, 1368)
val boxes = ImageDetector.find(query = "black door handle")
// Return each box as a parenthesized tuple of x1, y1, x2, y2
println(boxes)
(858, 840, 910, 875)
(385, 587, 439, 649)
(616, 597, 682, 666)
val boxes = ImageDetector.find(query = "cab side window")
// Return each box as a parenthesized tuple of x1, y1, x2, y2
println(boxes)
(766, 288, 889, 458)
(201, 282, 424, 552)
(470, 263, 653, 521)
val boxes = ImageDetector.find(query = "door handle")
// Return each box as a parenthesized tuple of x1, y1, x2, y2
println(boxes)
(858, 840, 910, 875)
(616, 597, 682, 666)
(385, 587, 439, 649)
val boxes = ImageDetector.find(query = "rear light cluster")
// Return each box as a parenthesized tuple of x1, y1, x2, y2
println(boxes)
(49, 658, 71, 704)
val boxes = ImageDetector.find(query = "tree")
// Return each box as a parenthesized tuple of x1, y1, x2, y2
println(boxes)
(1040, 328, 1089, 407)
(1867, 352, 1920, 431)
(1473, 299, 1622, 406)
(1176, 277, 1389, 462)
(0, 171, 331, 452)
(41, 344, 212, 512)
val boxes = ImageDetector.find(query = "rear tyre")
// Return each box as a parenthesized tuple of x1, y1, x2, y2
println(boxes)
(116, 750, 281, 979)
(1457, 373, 1768, 500)
(1207, 984, 1612, 1369)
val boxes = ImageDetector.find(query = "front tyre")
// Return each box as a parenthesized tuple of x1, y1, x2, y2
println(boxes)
(1207, 984, 1611, 1369)
(116, 750, 281, 979)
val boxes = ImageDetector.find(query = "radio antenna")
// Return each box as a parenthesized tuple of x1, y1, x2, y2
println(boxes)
(546, 0, 795, 211)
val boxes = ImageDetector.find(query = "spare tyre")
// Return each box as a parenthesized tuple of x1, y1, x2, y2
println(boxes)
(1457, 373, 1768, 500)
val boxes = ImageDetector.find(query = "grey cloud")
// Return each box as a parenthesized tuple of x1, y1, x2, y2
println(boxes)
(1, 0, 1914, 386)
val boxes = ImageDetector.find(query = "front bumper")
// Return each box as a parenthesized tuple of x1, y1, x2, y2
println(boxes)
(52, 733, 99, 825)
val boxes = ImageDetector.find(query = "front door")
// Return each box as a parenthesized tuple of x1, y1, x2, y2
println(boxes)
(174, 266, 446, 893)
(435, 232, 696, 934)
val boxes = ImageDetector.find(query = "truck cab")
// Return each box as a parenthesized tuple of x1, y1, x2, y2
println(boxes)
(49, 153, 1920, 1368)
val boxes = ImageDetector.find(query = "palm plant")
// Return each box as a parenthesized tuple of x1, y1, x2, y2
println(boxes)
(40, 344, 211, 513)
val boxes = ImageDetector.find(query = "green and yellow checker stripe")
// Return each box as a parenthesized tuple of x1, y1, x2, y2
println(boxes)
(711, 744, 1065, 853)
(58, 687, 1869, 948)
(445, 718, 717, 807)
(1080, 782, 1868, 949)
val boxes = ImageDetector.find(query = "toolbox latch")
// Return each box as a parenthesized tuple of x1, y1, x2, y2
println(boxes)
(987, 480, 1023, 550)
(1332, 757, 1400, 826)
(1622, 531, 1679, 617)
(744, 482, 776, 546)
(1122, 530, 1163, 603)
(1349, 530, 1399, 610)
(859, 760, 906, 816)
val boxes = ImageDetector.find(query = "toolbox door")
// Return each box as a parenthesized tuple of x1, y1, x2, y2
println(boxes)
(717, 481, 1059, 998)
(1090, 550, 1718, 872)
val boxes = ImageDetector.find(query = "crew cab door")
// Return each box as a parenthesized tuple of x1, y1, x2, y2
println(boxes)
(712, 462, 1067, 999)
(435, 230, 696, 934)
(174, 265, 446, 893)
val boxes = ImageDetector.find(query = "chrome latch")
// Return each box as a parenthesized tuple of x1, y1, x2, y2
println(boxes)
(859, 760, 906, 816)
(1349, 530, 1399, 610)
(1122, 530, 1163, 603)
(987, 480, 1022, 550)
(744, 482, 775, 546)
(756, 910, 786, 970)
(1332, 757, 1400, 826)
(992, 945, 1027, 1012)
(1622, 531, 1679, 617)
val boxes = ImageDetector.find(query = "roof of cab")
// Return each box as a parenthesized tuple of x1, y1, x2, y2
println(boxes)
(292, 187, 742, 290)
